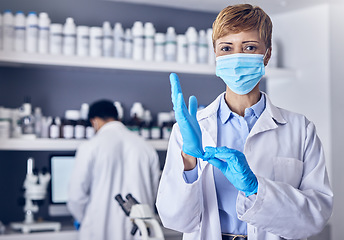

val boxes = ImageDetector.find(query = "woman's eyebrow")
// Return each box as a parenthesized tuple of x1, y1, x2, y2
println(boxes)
(218, 42, 233, 45)
(242, 40, 260, 43)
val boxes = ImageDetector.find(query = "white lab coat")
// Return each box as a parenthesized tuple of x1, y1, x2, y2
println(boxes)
(156, 92, 333, 240)
(68, 121, 161, 240)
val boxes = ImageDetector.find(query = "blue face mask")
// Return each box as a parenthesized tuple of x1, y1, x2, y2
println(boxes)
(216, 53, 266, 95)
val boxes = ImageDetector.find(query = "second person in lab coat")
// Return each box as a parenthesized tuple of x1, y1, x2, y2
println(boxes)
(156, 4, 333, 240)
(68, 100, 161, 240)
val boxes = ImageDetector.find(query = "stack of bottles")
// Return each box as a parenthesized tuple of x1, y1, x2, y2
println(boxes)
(125, 102, 175, 140)
(0, 99, 176, 141)
(0, 99, 95, 140)
(0, 10, 215, 65)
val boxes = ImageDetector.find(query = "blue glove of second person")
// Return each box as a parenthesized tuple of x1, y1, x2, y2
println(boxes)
(74, 220, 81, 230)
(203, 146, 258, 196)
(169, 73, 204, 158)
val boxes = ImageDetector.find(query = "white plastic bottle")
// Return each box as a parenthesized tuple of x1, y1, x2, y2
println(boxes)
(198, 30, 208, 64)
(76, 26, 89, 57)
(26, 12, 39, 53)
(113, 22, 124, 58)
(0, 14, 2, 50)
(207, 28, 215, 65)
(177, 34, 187, 64)
(186, 26, 198, 64)
(14, 11, 26, 52)
(102, 21, 113, 57)
(144, 22, 155, 61)
(63, 17, 76, 56)
(154, 33, 165, 62)
(38, 12, 50, 54)
(90, 26, 102, 57)
(165, 27, 177, 62)
(49, 23, 62, 54)
(2, 10, 14, 51)
(132, 21, 144, 61)
(124, 28, 132, 59)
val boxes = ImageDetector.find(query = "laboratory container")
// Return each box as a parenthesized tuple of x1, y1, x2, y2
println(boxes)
(144, 22, 155, 61)
(0, 13, 2, 50)
(26, 12, 39, 53)
(177, 34, 187, 63)
(207, 28, 215, 65)
(38, 12, 50, 54)
(186, 26, 198, 64)
(124, 28, 133, 59)
(63, 17, 76, 56)
(3, 10, 14, 51)
(198, 29, 208, 64)
(165, 27, 177, 62)
(14, 11, 26, 52)
(49, 23, 63, 54)
(102, 21, 113, 57)
(154, 33, 165, 62)
(132, 21, 144, 60)
(113, 22, 124, 58)
(76, 26, 89, 56)
(90, 26, 102, 57)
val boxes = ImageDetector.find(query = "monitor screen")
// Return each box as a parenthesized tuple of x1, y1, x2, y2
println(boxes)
(49, 155, 75, 216)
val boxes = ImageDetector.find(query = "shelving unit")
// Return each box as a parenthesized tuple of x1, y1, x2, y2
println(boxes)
(0, 138, 169, 151)
(0, 51, 295, 78)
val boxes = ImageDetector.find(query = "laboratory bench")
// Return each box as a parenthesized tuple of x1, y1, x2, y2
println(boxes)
(0, 222, 183, 240)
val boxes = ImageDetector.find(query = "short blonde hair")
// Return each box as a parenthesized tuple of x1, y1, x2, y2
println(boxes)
(212, 4, 272, 49)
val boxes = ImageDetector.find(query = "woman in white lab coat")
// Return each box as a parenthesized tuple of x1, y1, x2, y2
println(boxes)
(68, 100, 161, 240)
(156, 4, 333, 240)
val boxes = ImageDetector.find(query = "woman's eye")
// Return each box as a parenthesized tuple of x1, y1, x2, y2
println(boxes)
(244, 45, 257, 52)
(220, 46, 231, 52)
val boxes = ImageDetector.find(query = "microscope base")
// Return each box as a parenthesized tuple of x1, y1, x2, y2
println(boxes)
(10, 221, 61, 234)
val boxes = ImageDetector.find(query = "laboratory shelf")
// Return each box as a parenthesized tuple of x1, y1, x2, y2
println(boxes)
(0, 51, 294, 78)
(0, 138, 169, 151)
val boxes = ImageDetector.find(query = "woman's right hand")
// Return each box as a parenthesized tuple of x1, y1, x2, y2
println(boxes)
(170, 73, 205, 160)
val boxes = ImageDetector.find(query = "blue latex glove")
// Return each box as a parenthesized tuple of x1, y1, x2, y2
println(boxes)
(203, 146, 258, 196)
(73, 220, 81, 230)
(170, 73, 204, 158)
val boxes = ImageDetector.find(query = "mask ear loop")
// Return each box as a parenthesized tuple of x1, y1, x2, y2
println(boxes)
(263, 48, 269, 61)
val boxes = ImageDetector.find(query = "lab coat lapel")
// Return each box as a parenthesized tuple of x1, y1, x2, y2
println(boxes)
(248, 92, 287, 139)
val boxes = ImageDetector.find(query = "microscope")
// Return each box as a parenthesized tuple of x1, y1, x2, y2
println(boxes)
(11, 158, 61, 233)
(115, 194, 165, 240)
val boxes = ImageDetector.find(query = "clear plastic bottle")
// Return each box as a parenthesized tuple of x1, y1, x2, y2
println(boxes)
(114, 101, 124, 122)
(26, 12, 39, 53)
(77, 26, 89, 56)
(207, 28, 215, 65)
(14, 11, 26, 52)
(49, 23, 62, 54)
(90, 26, 102, 57)
(3, 10, 14, 51)
(165, 27, 177, 62)
(144, 22, 155, 61)
(198, 30, 208, 64)
(124, 28, 133, 59)
(40, 116, 52, 138)
(49, 117, 60, 139)
(141, 110, 152, 139)
(102, 21, 113, 57)
(63, 17, 76, 56)
(38, 12, 50, 54)
(132, 21, 144, 61)
(63, 110, 79, 139)
(186, 26, 198, 64)
(34, 107, 42, 138)
(85, 120, 95, 139)
(154, 33, 165, 62)
(113, 22, 124, 58)
(177, 34, 187, 64)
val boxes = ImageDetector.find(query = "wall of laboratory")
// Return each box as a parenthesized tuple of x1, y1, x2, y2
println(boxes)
(329, 1, 344, 240)
(269, 5, 331, 174)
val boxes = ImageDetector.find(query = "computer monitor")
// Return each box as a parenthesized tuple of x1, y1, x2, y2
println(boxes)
(49, 155, 75, 216)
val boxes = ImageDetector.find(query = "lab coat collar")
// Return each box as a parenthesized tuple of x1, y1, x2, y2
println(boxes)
(96, 121, 123, 135)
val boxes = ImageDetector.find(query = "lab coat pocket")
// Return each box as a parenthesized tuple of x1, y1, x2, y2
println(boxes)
(273, 157, 303, 188)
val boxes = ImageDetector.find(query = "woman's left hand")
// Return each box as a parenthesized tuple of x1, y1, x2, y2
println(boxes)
(203, 146, 258, 196)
